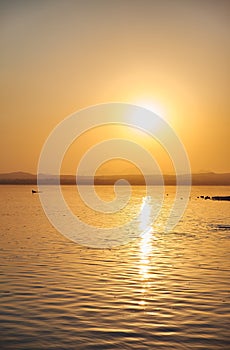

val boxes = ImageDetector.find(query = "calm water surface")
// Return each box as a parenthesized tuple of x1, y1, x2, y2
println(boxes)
(0, 185, 229, 349)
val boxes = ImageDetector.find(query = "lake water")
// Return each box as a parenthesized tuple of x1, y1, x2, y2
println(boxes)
(0, 185, 229, 349)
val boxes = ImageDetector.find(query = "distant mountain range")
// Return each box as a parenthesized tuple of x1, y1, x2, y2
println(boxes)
(0, 171, 229, 185)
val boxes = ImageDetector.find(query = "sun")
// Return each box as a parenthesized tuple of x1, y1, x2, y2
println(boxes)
(131, 97, 166, 118)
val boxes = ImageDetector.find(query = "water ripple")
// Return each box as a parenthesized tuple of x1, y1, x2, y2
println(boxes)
(0, 186, 230, 349)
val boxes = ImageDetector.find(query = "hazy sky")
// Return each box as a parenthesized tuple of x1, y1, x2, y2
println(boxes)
(1, 0, 229, 174)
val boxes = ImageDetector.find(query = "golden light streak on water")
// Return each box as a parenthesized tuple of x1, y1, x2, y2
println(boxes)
(0, 185, 230, 349)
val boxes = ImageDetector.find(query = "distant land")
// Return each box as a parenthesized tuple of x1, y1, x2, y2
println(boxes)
(0, 172, 229, 185)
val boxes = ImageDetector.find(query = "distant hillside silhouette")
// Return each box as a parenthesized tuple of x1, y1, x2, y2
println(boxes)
(0, 172, 229, 185)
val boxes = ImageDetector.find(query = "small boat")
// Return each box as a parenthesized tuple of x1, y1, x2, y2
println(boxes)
(32, 189, 39, 194)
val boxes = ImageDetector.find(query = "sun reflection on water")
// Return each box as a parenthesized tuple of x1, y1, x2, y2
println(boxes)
(139, 229, 152, 281)
(138, 196, 156, 306)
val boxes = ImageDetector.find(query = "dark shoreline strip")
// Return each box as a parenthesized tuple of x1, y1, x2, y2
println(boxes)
(212, 196, 230, 201)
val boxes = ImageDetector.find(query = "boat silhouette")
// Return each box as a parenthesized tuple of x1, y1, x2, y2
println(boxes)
(31, 189, 40, 194)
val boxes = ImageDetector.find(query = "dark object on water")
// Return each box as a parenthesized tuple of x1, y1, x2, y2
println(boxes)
(205, 196, 210, 200)
(210, 223, 230, 231)
(212, 196, 230, 201)
(32, 189, 41, 194)
(201, 196, 204, 198)
(216, 224, 230, 229)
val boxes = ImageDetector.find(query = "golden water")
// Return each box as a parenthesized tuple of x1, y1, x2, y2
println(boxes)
(0, 185, 229, 349)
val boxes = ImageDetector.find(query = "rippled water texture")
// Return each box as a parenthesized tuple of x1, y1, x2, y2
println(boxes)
(0, 185, 230, 349)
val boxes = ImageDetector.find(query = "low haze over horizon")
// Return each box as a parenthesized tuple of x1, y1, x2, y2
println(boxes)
(1, 0, 229, 175)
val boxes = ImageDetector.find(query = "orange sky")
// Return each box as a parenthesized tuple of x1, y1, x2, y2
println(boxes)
(0, 0, 229, 175)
